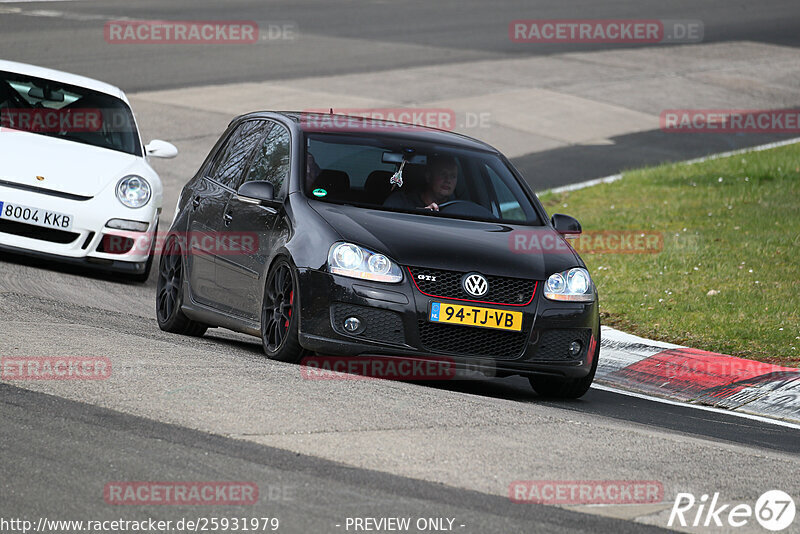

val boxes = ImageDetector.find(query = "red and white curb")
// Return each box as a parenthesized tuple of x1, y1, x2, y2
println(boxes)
(597, 326, 800, 425)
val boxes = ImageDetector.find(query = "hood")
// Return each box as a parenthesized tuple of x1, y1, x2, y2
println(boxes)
(0, 130, 142, 197)
(309, 202, 582, 280)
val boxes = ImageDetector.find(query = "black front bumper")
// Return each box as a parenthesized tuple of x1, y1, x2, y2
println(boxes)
(296, 268, 599, 380)
(0, 242, 149, 276)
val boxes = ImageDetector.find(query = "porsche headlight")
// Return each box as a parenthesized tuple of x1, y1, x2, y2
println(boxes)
(328, 243, 403, 283)
(116, 175, 151, 208)
(544, 267, 594, 302)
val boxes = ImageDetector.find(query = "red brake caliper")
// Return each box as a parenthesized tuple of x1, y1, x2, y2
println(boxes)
(285, 291, 293, 329)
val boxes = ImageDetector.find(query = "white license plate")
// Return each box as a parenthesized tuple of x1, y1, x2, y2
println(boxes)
(0, 201, 73, 231)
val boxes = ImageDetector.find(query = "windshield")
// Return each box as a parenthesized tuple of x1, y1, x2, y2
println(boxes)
(304, 133, 543, 225)
(0, 70, 141, 156)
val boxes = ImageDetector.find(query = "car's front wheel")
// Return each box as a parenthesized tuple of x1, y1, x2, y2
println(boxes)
(528, 331, 600, 399)
(261, 258, 304, 363)
(156, 236, 207, 337)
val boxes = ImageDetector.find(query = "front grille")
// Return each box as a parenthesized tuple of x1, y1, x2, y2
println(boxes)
(0, 218, 80, 244)
(408, 266, 536, 305)
(418, 320, 528, 359)
(331, 303, 406, 345)
(530, 329, 593, 361)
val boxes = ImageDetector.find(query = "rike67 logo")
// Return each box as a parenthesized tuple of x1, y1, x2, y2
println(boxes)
(669, 490, 796, 531)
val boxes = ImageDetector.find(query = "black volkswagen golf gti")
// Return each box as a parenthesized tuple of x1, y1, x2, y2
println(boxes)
(157, 112, 600, 398)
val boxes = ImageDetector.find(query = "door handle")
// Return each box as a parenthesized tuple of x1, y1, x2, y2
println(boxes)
(192, 196, 202, 209)
(223, 211, 233, 226)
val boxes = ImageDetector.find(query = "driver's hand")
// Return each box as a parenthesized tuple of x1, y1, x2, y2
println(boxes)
(423, 203, 439, 211)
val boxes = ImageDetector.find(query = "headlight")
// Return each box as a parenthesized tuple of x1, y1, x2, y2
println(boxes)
(116, 175, 151, 208)
(544, 267, 594, 302)
(328, 243, 403, 283)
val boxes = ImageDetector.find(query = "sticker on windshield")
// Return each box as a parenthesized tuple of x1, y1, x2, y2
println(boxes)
(312, 188, 328, 198)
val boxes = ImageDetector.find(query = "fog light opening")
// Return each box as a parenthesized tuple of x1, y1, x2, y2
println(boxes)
(343, 316, 362, 334)
(568, 340, 582, 357)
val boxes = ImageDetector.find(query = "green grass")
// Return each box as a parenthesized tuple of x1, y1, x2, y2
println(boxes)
(538, 143, 800, 366)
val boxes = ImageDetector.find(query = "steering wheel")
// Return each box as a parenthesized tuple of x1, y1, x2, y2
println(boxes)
(437, 200, 471, 209)
(436, 199, 496, 218)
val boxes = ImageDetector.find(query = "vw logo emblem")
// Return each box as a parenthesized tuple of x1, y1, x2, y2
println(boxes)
(462, 273, 489, 297)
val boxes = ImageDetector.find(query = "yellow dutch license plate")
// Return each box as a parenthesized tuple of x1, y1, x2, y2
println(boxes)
(428, 302, 523, 332)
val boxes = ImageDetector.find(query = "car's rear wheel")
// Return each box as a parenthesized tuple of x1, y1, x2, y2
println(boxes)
(528, 331, 600, 399)
(261, 258, 304, 363)
(156, 236, 207, 337)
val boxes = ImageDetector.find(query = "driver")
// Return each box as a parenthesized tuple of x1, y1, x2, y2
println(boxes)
(383, 155, 458, 212)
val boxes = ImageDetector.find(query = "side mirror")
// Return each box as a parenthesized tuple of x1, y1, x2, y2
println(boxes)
(237, 181, 277, 205)
(145, 140, 178, 159)
(551, 213, 582, 238)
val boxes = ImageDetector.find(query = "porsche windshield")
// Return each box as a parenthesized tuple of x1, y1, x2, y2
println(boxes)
(304, 134, 542, 225)
(0, 70, 141, 156)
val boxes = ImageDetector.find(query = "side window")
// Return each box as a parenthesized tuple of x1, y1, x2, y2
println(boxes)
(485, 164, 526, 222)
(242, 122, 291, 199)
(207, 120, 270, 188)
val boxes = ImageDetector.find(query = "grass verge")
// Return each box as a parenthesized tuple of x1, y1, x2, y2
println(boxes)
(538, 143, 800, 367)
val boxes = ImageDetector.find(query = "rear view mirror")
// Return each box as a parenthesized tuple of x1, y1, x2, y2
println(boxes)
(551, 213, 582, 238)
(28, 85, 65, 102)
(382, 152, 427, 165)
(238, 181, 276, 205)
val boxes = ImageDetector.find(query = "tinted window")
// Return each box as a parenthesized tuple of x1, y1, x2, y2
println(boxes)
(304, 134, 542, 225)
(0, 70, 141, 156)
(485, 164, 527, 222)
(208, 120, 269, 188)
(308, 140, 395, 189)
(241, 123, 291, 198)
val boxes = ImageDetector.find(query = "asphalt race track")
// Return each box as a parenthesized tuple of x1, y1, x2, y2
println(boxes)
(3, 0, 800, 186)
(3, 0, 800, 91)
(1, 1, 799, 533)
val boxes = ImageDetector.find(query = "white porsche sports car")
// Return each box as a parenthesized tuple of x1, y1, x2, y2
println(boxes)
(0, 59, 176, 282)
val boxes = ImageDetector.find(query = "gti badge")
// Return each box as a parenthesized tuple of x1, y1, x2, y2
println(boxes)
(462, 273, 489, 297)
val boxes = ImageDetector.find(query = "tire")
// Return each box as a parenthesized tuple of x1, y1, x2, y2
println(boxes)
(528, 331, 600, 399)
(156, 236, 208, 337)
(261, 258, 305, 363)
